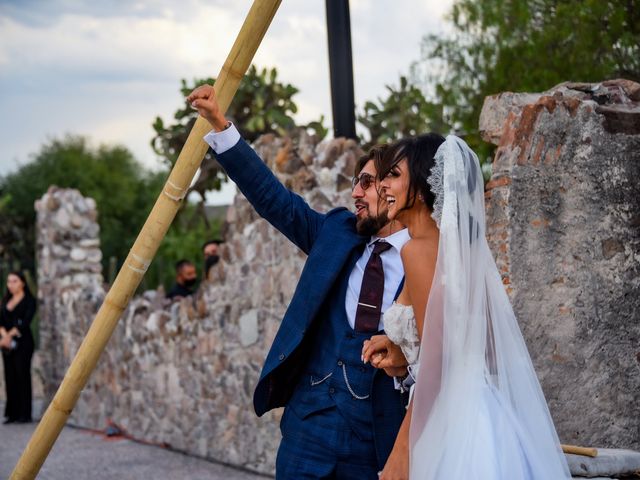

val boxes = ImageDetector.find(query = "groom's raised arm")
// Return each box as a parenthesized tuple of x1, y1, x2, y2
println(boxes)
(189, 84, 324, 254)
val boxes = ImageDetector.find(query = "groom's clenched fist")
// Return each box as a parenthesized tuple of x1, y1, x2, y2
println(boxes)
(186, 84, 229, 131)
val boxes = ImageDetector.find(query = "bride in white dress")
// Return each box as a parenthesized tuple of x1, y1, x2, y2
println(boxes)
(365, 134, 571, 479)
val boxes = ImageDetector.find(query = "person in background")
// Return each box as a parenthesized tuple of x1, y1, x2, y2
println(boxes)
(0, 271, 36, 424)
(166, 259, 198, 300)
(202, 239, 223, 279)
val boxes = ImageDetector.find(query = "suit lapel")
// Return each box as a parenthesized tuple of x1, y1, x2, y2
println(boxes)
(291, 217, 366, 331)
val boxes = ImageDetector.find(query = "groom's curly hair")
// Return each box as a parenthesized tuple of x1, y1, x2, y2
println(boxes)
(355, 144, 388, 177)
(375, 133, 445, 215)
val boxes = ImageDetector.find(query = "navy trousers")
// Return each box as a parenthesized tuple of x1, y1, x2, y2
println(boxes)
(276, 406, 379, 479)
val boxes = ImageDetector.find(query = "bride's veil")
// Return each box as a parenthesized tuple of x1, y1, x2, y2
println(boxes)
(409, 136, 571, 479)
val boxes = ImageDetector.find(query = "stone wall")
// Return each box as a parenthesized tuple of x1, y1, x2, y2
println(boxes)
(481, 79, 640, 450)
(35, 132, 358, 475)
(35, 187, 105, 404)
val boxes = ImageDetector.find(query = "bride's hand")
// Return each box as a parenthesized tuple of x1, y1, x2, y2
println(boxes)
(362, 335, 408, 369)
(379, 443, 409, 480)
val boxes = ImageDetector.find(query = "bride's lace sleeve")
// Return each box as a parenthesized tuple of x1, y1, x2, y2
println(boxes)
(384, 304, 420, 365)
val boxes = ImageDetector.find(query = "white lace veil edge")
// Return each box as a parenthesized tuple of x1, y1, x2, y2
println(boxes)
(408, 135, 571, 479)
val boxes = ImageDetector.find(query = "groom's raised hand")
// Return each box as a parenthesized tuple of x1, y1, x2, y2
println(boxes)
(186, 84, 229, 131)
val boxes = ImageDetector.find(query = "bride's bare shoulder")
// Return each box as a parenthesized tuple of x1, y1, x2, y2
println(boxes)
(400, 238, 438, 280)
(400, 237, 437, 260)
(400, 237, 438, 333)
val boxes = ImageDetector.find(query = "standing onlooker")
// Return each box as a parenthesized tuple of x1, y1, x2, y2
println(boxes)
(0, 271, 36, 424)
(202, 239, 223, 280)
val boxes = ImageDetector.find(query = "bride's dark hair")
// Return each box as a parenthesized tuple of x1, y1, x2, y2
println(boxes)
(375, 133, 445, 214)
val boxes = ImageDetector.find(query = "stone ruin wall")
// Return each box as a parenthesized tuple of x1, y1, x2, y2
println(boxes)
(35, 190, 105, 404)
(34, 133, 358, 475)
(481, 79, 640, 450)
(30, 79, 640, 475)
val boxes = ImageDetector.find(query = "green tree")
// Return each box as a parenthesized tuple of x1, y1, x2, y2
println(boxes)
(359, 75, 447, 148)
(0, 136, 165, 275)
(416, 0, 640, 162)
(151, 65, 328, 206)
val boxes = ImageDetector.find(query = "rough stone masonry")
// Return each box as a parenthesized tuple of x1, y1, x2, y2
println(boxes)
(481, 79, 640, 452)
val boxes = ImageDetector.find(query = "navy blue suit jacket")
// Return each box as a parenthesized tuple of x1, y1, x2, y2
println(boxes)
(215, 138, 407, 466)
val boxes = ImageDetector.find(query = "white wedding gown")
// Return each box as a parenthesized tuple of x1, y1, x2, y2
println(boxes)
(384, 301, 568, 479)
(382, 136, 571, 479)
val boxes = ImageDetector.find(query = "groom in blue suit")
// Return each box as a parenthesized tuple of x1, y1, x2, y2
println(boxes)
(189, 85, 410, 479)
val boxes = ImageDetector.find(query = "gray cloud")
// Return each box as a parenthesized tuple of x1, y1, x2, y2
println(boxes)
(0, 0, 451, 208)
(0, 0, 227, 27)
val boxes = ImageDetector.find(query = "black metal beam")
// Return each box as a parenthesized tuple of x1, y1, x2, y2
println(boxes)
(325, 0, 357, 139)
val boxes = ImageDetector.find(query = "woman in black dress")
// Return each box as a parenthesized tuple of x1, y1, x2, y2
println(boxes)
(0, 271, 36, 424)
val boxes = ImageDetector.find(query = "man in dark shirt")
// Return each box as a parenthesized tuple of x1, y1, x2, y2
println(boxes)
(166, 259, 198, 300)
(202, 239, 223, 280)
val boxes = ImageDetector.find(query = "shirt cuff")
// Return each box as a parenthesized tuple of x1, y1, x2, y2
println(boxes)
(203, 123, 241, 154)
(393, 364, 418, 393)
(393, 375, 404, 391)
(402, 363, 418, 389)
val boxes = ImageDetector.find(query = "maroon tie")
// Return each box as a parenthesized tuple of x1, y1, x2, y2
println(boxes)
(355, 241, 392, 332)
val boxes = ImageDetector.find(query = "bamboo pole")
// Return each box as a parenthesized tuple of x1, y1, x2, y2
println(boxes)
(10, 1, 282, 478)
(562, 444, 599, 457)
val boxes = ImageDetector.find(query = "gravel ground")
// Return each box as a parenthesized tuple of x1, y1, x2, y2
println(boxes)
(0, 405, 271, 480)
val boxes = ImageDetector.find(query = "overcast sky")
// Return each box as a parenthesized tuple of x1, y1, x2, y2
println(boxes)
(0, 0, 451, 204)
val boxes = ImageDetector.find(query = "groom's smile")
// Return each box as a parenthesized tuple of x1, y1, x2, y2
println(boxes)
(354, 200, 368, 218)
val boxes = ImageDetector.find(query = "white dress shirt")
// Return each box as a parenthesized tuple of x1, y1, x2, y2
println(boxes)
(204, 124, 241, 154)
(345, 229, 410, 331)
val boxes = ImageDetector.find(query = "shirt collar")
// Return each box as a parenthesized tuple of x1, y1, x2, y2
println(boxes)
(369, 228, 411, 252)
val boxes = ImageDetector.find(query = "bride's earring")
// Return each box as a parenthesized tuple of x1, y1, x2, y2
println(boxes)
(418, 194, 425, 203)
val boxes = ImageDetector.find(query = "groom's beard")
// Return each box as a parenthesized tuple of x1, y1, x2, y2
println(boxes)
(356, 210, 390, 236)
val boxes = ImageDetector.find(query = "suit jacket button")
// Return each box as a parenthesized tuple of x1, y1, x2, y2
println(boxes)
(278, 353, 285, 361)
(329, 388, 335, 394)
(337, 360, 343, 366)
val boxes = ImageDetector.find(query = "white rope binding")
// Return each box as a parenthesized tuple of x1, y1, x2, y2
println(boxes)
(163, 179, 188, 202)
(126, 253, 151, 275)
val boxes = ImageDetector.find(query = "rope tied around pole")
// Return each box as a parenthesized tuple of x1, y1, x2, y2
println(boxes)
(126, 253, 152, 275)
(162, 179, 188, 202)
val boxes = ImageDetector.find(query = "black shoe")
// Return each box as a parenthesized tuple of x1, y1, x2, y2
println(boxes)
(3, 418, 16, 424)
(16, 417, 32, 424)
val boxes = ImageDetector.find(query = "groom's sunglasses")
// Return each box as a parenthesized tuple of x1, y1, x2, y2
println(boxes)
(351, 172, 375, 191)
